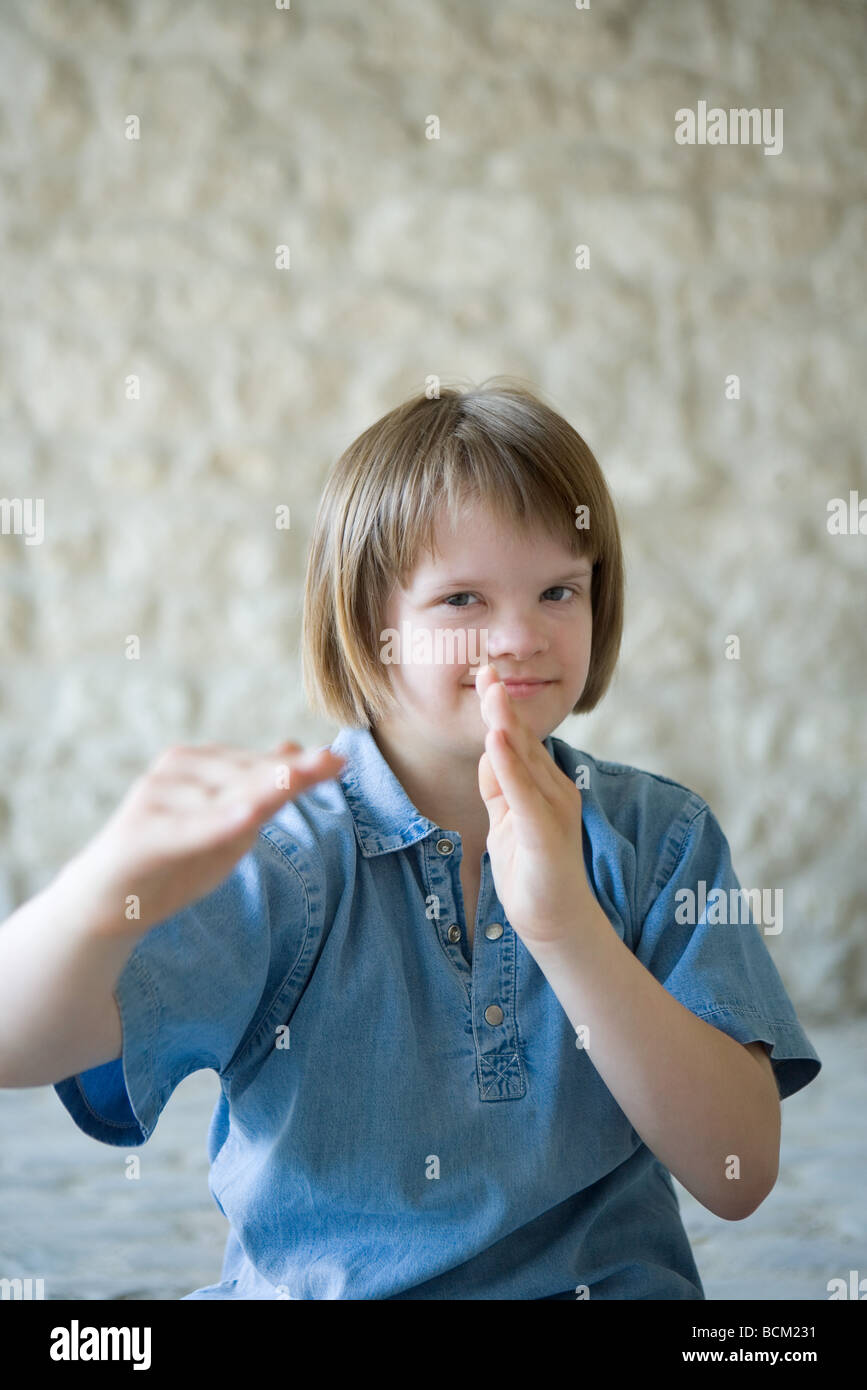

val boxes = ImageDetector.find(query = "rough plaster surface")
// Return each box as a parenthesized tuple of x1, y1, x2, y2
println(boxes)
(0, 0, 864, 1300)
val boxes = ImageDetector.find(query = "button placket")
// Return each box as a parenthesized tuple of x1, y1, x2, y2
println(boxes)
(430, 833, 525, 1097)
(433, 835, 469, 970)
(473, 855, 525, 1100)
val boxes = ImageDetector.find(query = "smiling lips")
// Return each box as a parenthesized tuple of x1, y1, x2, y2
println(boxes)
(498, 680, 553, 697)
(463, 677, 555, 696)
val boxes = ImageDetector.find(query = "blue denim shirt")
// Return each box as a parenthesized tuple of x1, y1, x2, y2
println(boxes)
(55, 726, 821, 1300)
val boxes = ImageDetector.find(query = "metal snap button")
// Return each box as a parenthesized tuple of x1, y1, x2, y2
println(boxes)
(484, 922, 504, 940)
(436, 838, 455, 855)
(447, 924, 461, 943)
(484, 1004, 504, 1026)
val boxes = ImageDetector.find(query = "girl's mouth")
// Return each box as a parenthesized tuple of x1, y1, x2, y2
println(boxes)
(463, 679, 556, 698)
(500, 680, 554, 697)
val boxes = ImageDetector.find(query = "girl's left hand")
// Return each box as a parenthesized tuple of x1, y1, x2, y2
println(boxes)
(475, 662, 596, 951)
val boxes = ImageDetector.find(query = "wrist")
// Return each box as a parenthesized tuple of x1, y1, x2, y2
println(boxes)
(52, 851, 152, 940)
(522, 893, 613, 966)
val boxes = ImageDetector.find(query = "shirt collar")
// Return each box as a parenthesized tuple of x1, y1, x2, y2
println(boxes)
(329, 724, 558, 858)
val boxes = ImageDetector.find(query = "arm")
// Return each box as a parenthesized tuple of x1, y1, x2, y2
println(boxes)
(471, 667, 780, 1222)
(0, 865, 130, 1087)
(530, 902, 781, 1221)
(0, 741, 346, 1089)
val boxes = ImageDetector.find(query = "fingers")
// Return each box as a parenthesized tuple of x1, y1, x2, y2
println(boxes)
(477, 747, 505, 819)
(142, 743, 346, 820)
(482, 726, 543, 822)
(477, 675, 563, 803)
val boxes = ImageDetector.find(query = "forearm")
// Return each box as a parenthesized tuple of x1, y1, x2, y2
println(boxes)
(0, 857, 140, 1088)
(528, 899, 781, 1221)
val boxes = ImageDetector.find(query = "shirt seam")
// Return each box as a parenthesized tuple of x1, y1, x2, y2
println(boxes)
(219, 829, 314, 1079)
(687, 1001, 803, 1025)
(552, 740, 710, 799)
(134, 945, 224, 1121)
(645, 801, 711, 914)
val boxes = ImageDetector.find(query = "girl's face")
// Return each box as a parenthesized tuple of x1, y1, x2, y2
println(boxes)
(378, 498, 594, 754)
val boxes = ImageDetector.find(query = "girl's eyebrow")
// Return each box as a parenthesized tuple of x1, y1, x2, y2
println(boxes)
(416, 566, 593, 591)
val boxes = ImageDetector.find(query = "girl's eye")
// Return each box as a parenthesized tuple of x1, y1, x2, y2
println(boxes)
(442, 587, 577, 608)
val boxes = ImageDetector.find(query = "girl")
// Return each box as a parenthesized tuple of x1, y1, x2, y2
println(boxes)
(2, 379, 821, 1299)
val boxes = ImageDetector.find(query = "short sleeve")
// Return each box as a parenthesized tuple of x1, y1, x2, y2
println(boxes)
(634, 802, 822, 1102)
(53, 834, 311, 1146)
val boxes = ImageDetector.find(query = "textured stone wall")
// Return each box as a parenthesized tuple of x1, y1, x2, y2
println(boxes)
(0, 0, 864, 1019)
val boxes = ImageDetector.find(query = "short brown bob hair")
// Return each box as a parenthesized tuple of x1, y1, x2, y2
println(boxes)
(301, 375, 624, 730)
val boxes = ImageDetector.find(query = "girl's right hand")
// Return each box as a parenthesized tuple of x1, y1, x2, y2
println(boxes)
(54, 740, 347, 939)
